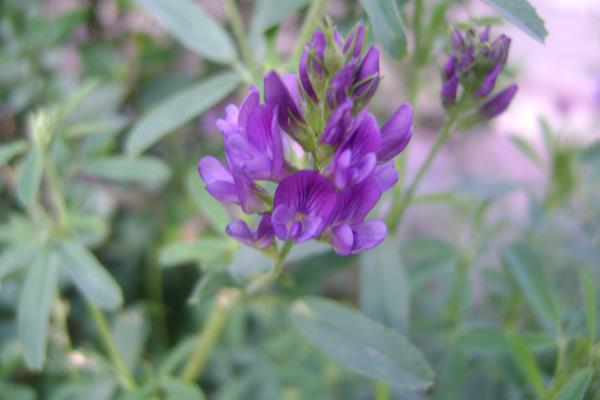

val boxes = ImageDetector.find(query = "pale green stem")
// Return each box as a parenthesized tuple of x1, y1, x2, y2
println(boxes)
(88, 302, 137, 391)
(291, 0, 329, 64)
(388, 113, 457, 233)
(246, 241, 293, 294)
(181, 288, 241, 382)
(375, 380, 390, 400)
(224, 0, 260, 84)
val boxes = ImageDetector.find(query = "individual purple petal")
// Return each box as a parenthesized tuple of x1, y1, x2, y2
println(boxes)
(349, 221, 387, 254)
(479, 84, 518, 119)
(255, 214, 275, 248)
(237, 86, 260, 137)
(327, 62, 355, 108)
(331, 177, 382, 224)
(330, 224, 354, 255)
(451, 29, 464, 50)
(226, 220, 255, 246)
(272, 171, 337, 242)
(231, 169, 267, 214)
(441, 75, 459, 105)
(475, 63, 503, 97)
(198, 156, 238, 203)
(458, 45, 474, 72)
(443, 57, 456, 80)
(479, 26, 491, 42)
(491, 34, 511, 65)
(373, 162, 398, 192)
(343, 22, 366, 58)
(225, 134, 271, 180)
(264, 70, 303, 133)
(321, 100, 355, 146)
(378, 103, 413, 162)
(299, 51, 317, 102)
(216, 104, 240, 138)
(354, 46, 380, 100)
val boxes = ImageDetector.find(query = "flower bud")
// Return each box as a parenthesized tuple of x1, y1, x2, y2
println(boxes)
(479, 84, 518, 119)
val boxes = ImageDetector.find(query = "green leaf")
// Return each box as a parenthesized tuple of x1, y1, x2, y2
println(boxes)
(161, 378, 205, 400)
(17, 251, 58, 369)
(360, 0, 407, 58)
(291, 296, 434, 390)
(228, 246, 273, 283)
(481, 0, 548, 43)
(159, 337, 196, 375)
(135, 0, 236, 63)
(112, 306, 149, 372)
(510, 135, 543, 167)
(184, 168, 229, 234)
(58, 240, 123, 310)
(126, 72, 240, 155)
(80, 156, 171, 190)
(578, 269, 596, 344)
(501, 243, 558, 331)
(554, 368, 593, 400)
(505, 330, 546, 398)
(250, 0, 310, 33)
(0, 242, 42, 280)
(65, 213, 109, 248)
(0, 140, 28, 166)
(360, 239, 409, 333)
(159, 238, 234, 268)
(16, 146, 44, 206)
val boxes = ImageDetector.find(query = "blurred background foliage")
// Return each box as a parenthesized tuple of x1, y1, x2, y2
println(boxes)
(0, 0, 599, 399)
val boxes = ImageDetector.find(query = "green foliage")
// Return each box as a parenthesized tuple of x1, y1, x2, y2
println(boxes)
(481, 0, 548, 43)
(360, 0, 407, 59)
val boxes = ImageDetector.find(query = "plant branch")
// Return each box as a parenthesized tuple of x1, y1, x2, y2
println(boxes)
(246, 240, 293, 294)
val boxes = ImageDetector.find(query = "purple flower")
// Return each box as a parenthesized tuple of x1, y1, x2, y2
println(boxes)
(264, 71, 303, 134)
(321, 100, 356, 146)
(271, 171, 337, 243)
(299, 30, 327, 101)
(218, 87, 286, 181)
(377, 103, 413, 162)
(326, 112, 381, 190)
(343, 23, 366, 58)
(198, 156, 266, 214)
(327, 178, 387, 255)
(479, 84, 518, 119)
(226, 214, 274, 248)
(373, 162, 398, 192)
(441, 75, 459, 105)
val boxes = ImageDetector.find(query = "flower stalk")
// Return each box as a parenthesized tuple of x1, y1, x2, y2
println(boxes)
(246, 240, 293, 294)
(181, 288, 241, 382)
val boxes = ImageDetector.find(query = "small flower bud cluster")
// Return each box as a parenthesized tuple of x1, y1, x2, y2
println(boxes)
(198, 23, 413, 256)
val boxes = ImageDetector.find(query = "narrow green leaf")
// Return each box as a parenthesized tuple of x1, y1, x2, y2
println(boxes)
(135, 0, 237, 63)
(16, 146, 43, 206)
(579, 269, 596, 344)
(184, 168, 229, 234)
(80, 156, 171, 190)
(17, 251, 58, 369)
(510, 135, 543, 167)
(291, 296, 434, 390)
(159, 238, 234, 268)
(554, 368, 593, 400)
(112, 306, 150, 371)
(161, 377, 205, 400)
(360, 0, 407, 58)
(505, 330, 546, 398)
(481, 0, 548, 43)
(159, 337, 196, 375)
(250, 0, 310, 33)
(501, 243, 558, 331)
(126, 72, 240, 155)
(58, 240, 123, 310)
(360, 239, 409, 333)
(0, 140, 28, 166)
(0, 242, 42, 280)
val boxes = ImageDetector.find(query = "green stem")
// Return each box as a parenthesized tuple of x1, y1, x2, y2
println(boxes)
(291, 0, 329, 64)
(387, 113, 457, 234)
(88, 302, 137, 391)
(246, 241, 293, 294)
(224, 0, 260, 84)
(181, 288, 241, 382)
(375, 380, 390, 400)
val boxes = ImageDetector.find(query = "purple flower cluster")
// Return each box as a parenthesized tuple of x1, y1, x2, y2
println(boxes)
(441, 27, 518, 119)
(198, 23, 412, 256)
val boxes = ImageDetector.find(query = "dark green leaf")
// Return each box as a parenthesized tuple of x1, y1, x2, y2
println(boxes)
(17, 251, 58, 369)
(126, 72, 240, 155)
(185, 169, 229, 234)
(58, 240, 123, 310)
(505, 330, 546, 398)
(159, 238, 234, 268)
(555, 368, 593, 400)
(136, 0, 237, 62)
(16, 146, 44, 206)
(80, 156, 170, 190)
(360, 239, 409, 333)
(291, 296, 434, 390)
(501, 243, 558, 331)
(360, 0, 407, 58)
(481, 0, 547, 43)
(0, 140, 28, 166)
